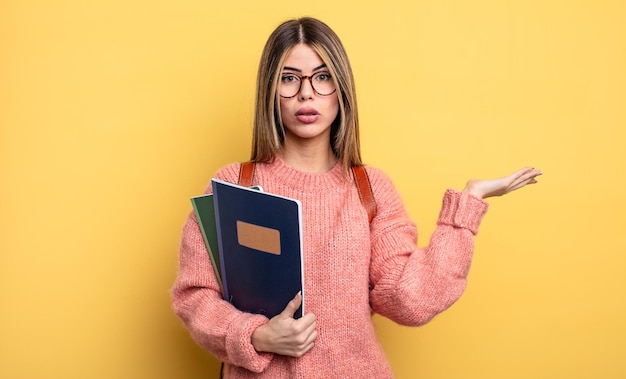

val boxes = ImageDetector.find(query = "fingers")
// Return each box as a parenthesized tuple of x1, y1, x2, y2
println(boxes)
(277, 312, 318, 357)
(465, 167, 543, 199)
(252, 291, 317, 357)
(283, 296, 317, 357)
(281, 291, 303, 318)
(289, 320, 318, 357)
(510, 166, 535, 179)
(276, 291, 317, 356)
(508, 168, 543, 193)
(516, 167, 543, 182)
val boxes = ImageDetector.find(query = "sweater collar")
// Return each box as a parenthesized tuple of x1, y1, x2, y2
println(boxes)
(264, 155, 347, 192)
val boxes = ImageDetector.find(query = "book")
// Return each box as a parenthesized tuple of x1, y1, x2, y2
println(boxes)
(212, 179, 304, 319)
(191, 185, 262, 290)
(190, 194, 223, 289)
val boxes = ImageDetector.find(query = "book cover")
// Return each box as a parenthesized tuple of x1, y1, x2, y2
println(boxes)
(191, 185, 261, 290)
(190, 194, 223, 289)
(212, 179, 304, 319)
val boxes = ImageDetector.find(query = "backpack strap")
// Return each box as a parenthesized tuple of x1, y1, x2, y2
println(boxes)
(352, 165, 377, 224)
(238, 161, 255, 188)
(238, 162, 377, 223)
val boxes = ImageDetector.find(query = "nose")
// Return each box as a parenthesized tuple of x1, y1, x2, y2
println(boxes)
(298, 76, 314, 100)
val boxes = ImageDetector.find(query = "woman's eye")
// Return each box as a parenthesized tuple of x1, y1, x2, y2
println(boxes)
(315, 73, 331, 81)
(282, 75, 298, 83)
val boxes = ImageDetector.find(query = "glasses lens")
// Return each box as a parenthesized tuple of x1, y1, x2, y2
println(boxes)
(280, 75, 300, 98)
(279, 73, 336, 98)
(311, 73, 335, 96)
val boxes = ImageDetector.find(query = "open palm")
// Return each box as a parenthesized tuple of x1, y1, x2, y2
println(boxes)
(464, 167, 543, 199)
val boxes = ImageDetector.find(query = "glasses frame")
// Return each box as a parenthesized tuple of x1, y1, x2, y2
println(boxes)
(279, 74, 338, 99)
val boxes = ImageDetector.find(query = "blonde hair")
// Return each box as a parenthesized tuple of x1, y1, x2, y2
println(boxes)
(250, 17, 361, 174)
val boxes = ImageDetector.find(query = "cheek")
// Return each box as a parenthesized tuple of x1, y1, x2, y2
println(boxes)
(329, 96, 339, 119)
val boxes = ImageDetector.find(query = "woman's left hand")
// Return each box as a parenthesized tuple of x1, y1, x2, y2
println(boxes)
(463, 167, 543, 199)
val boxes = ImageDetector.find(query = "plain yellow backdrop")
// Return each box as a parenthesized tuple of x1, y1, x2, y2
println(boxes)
(1, 1, 625, 378)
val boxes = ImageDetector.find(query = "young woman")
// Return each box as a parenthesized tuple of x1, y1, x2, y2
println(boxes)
(172, 17, 541, 378)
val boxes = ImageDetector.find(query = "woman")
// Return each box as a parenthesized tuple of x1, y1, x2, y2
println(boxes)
(172, 17, 541, 378)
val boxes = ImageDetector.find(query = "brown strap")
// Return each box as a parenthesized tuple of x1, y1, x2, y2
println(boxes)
(352, 165, 377, 223)
(238, 161, 255, 187)
(238, 162, 377, 223)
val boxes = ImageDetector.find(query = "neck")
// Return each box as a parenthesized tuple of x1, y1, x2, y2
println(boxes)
(280, 141, 338, 174)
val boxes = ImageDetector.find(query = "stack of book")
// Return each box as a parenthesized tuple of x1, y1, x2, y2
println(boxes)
(191, 179, 304, 319)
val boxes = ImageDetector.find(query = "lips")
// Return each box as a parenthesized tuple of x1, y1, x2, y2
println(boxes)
(295, 108, 320, 124)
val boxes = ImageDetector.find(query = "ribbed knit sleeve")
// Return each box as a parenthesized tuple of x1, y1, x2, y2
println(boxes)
(367, 169, 488, 326)
(171, 163, 274, 373)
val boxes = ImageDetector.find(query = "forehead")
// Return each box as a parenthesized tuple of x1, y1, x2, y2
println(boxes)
(282, 44, 325, 71)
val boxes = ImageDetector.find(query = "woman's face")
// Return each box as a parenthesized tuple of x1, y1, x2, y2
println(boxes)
(278, 44, 339, 147)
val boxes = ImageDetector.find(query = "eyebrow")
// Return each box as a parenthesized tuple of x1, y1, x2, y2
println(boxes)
(282, 63, 328, 73)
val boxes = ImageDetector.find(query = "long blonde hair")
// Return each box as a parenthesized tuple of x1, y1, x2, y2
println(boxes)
(250, 17, 361, 174)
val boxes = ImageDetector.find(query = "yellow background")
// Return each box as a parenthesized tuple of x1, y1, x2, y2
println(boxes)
(2, 1, 625, 378)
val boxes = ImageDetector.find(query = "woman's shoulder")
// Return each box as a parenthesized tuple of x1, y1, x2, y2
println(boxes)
(214, 162, 242, 182)
(362, 164, 395, 187)
(361, 164, 402, 200)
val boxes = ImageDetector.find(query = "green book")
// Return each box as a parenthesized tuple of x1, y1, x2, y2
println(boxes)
(191, 186, 261, 290)
(191, 194, 223, 289)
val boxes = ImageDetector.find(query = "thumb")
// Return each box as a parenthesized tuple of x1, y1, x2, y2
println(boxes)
(280, 291, 302, 318)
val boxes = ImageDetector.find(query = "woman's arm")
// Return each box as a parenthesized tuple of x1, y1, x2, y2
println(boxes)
(172, 212, 274, 373)
(172, 163, 277, 372)
(368, 167, 541, 326)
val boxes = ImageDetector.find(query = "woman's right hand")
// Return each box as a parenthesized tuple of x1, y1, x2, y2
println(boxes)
(251, 292, 318, 357)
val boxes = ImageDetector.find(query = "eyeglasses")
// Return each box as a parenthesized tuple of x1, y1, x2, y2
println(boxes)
(279, 72, 337, 98)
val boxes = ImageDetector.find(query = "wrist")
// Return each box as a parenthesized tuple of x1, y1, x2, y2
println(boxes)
(462, 180, 485, 199)
(251, 325, 268, 353)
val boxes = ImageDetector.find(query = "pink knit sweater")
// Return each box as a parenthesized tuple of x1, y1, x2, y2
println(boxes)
(172, 156, 488, 378)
